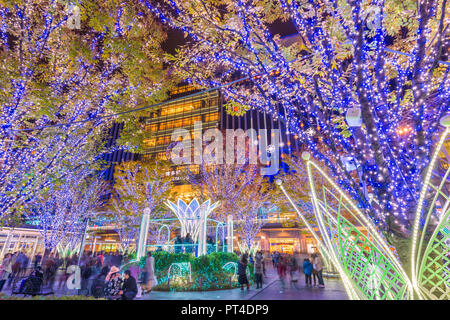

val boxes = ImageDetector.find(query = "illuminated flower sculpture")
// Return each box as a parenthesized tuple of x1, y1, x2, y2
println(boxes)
(166, 198, 219, 255)
(278, 120, 450, 300)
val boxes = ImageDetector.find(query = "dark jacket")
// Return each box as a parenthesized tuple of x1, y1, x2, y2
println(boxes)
(122, 276, 138, 297)
(237, 261, 248, 285)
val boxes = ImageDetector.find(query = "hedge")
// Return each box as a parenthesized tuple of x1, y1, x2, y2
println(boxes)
(128, 252, 254, 291)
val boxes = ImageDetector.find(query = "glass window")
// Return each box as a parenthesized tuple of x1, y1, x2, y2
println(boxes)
(143, 138, 156, 147)
(146, 124, 158, 132)
(156, 152, 167, 160)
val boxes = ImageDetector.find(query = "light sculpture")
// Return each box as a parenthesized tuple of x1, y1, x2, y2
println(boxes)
(215, 222, 226, 252)
(66, 265, 81, 290)
(137, 208, 151, 259)
(226, 215, 234, 253)
(157, 224, 171, 246)
(168, 262, 192, 284)
(222, 262, 238, 281)
(278, 125, 450, 300)
(166, 198, 219, 256)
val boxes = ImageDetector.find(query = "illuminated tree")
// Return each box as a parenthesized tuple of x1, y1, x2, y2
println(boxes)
(108, 160, 173, 251)
(143, 0, 450, 238)
(0, 0, 174, 222)
(187, 161, 271, 253)
(110, 197, 141, 254)
(274, 150, 346, 228)
(29, 170, 107, 257)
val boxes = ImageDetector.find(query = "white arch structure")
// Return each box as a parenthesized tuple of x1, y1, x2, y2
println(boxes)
(166, 198, 219, 256)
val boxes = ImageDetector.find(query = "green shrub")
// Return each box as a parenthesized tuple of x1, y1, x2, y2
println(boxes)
(121, 252, 254, 291)
(0, 293, 104, 300)
(147, 251, 252, 291)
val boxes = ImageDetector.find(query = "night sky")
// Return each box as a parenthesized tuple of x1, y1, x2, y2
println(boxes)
(161, 18, 298, 55)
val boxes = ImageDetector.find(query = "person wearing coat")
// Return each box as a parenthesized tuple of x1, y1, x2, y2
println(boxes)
(254, 251, 264, 289)
(302, 258, 313, 287)
(104, 265, 122, 299)
(141, 251, 155, 294)
(312, 254, 325, 288)
(120, 270, 138, 300)
(238, 253, 249, 291)
(0, 253, 13, 291)
(91, 266, 109, 298)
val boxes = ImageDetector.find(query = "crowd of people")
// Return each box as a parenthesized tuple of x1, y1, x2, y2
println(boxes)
(271, 251, 325, 288)
(0, 250, 140, 299)
(1, 248, 326, 298)
(172, 233, 219, 254)
(174, 233, 195, 253)
(235, 251, 326, 292)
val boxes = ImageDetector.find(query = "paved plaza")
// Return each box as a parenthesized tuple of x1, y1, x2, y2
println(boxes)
(0, 265, 348, 300)
(137, 266, 348, 300)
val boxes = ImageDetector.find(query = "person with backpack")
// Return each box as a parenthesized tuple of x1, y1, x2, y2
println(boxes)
(302, 258, 313, 287)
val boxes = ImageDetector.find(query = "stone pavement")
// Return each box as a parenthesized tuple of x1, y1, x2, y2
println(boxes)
(0, 266, 348, 300)
(138, 266, 348, 300)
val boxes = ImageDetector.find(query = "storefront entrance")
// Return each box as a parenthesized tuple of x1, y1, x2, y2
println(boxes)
(269, 238, 296, 254)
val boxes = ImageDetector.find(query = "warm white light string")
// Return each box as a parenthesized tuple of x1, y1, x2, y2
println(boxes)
(410, 126, 449, 295)
(303, 152, 415, 299)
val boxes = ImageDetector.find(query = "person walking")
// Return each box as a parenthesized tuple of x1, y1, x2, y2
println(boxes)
(312, 254, 325, 288)
(7, 252, 20, 288)
(33, 254, 42, 269)
(254, 251, 264, 289)
(288, 255, 298, 284)
(120, 270, 138, 300)
(96, 252, 104, 268)
(302, 258, 313, 287)
(18, 252, 29, 277)
(277, 256, 287, 288)
(141, 252, 155, 294)
(0, 253, 13, 292)
(238, 253, 249, 291)
(272, 252, 279, 268)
